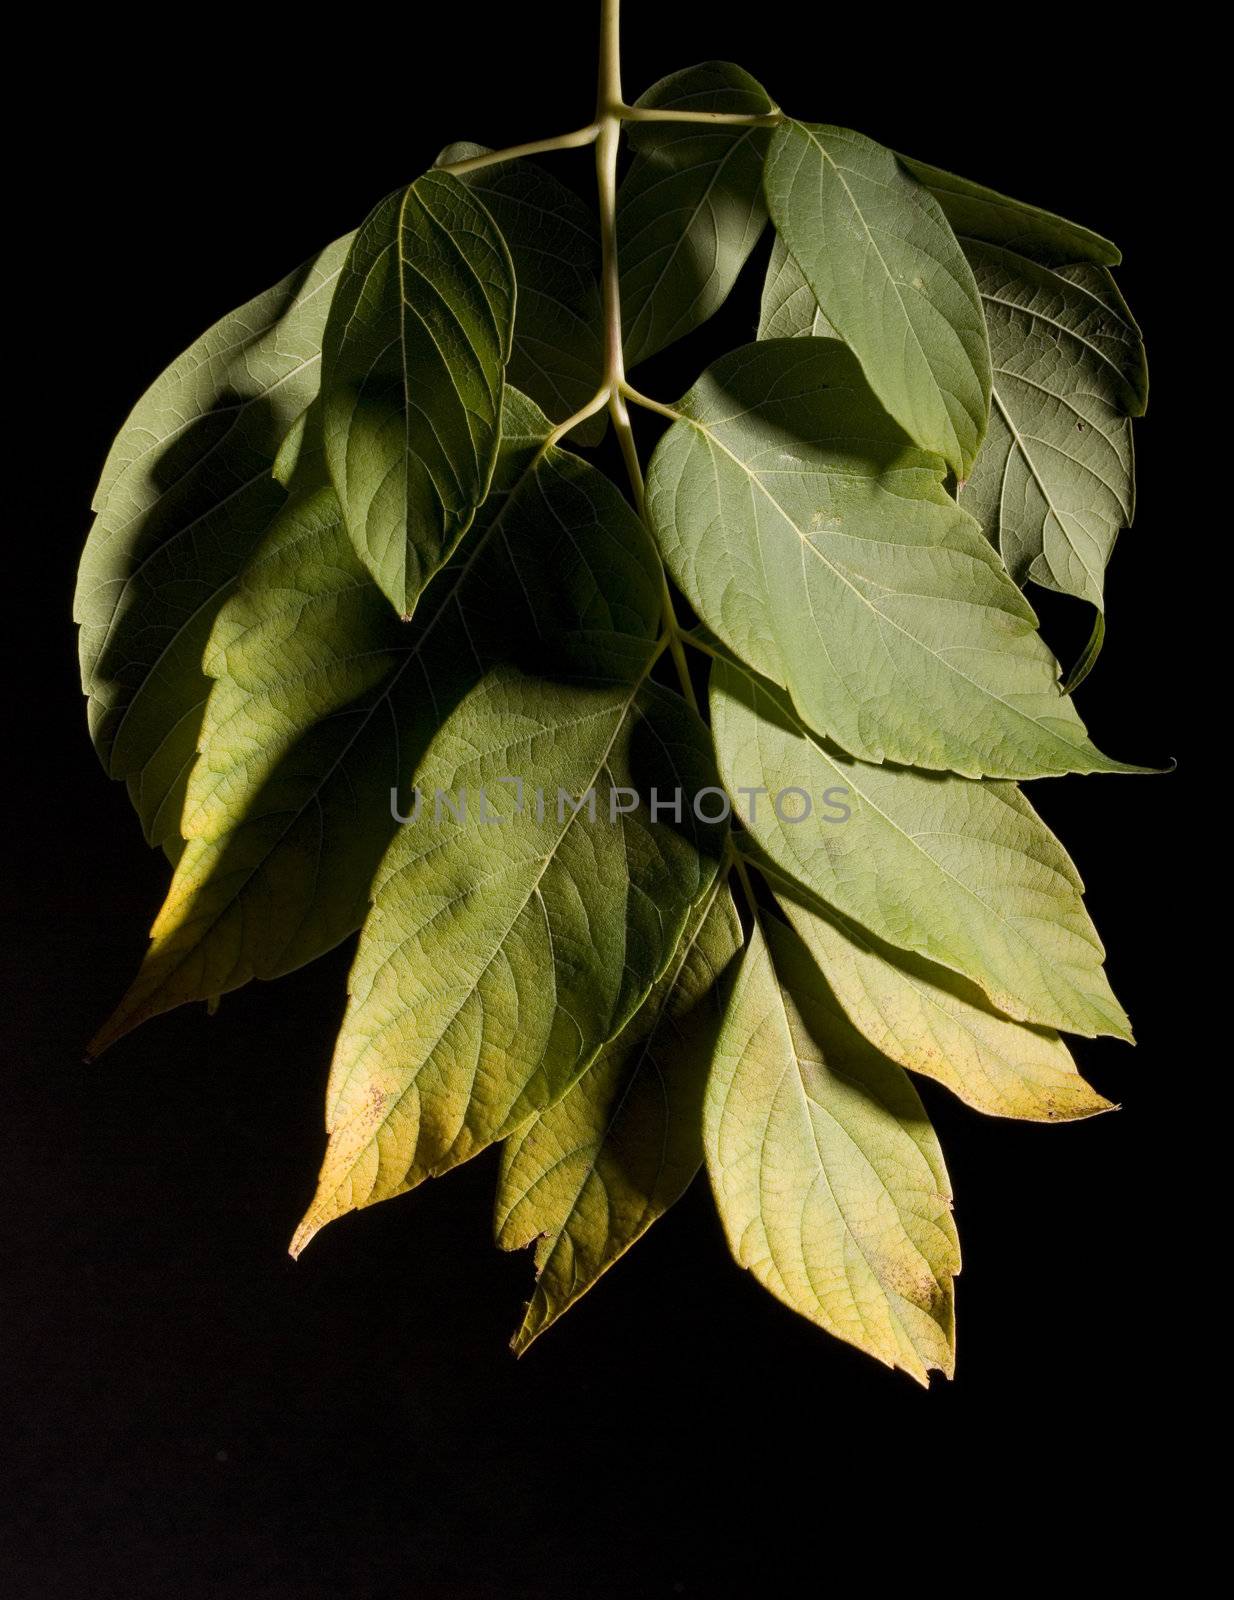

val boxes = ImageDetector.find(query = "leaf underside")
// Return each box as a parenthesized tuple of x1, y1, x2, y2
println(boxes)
(646, 339, 1141, 779)
(438, 144, 608, 445)
(618, 61, 775, 369)
(763, 120, 992, 480)
(496, 877, 744, 1351)
(705, 917, 960, 1386)
(77, 235, 353, 855)
(320, 171, 516, 617)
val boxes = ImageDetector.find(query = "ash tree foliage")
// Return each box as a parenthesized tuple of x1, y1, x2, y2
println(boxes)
(77, 1, 1157, 1383)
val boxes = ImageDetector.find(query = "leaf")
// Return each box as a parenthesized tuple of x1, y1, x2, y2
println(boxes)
(897, 154, 1121, 268)
(289, 460, 728, 1251)
(961, 251, 1145, 611)
(763, 121, 991, 479)
(757, 234, 838, 340)
(895, 161, 1145, 623)
(91, 395, 653, 1053)
(709, 656, 1132, 1040)
(76, 236, 351, 853)
(704, 917, 959, 1385)
(438, 144, 607, 445)
(756, 212, 1147, 622)
(646, 339, 1140, 779)
(765, 878, 1111, 1122)
(495, 877, 743, 1351)
(320, 171, 516, 616)
(617, 62, 774, 369)
(292, 672, 726, 1252)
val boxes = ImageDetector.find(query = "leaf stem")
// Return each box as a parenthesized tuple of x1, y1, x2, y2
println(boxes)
(726, 841, 763, 927)
(544, 388, 611, 450)
(437, 124, 602, 175)
(677, 630, 724, 661)
(452, 4, 720, 725)
(436, 0, 782, 182)
(620, 106, 783, 127)
(590, 0, 699, 717)
(621, 382, 683, 425)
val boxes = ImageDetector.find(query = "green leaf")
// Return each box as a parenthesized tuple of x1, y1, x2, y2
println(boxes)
(90, 395, 643, 1053)
(767, 879, 1112, 1122)
(617, 62, 774, 369)
(438, 144, 607, 445)
(962, 250, 1145, 611)
(897, 154, 1121, 268)
(763, 121, 991, 478)
(76, 236, 351, 853)
(320, 171, 516, 616)
(917, 173, 1144, 658)
(756, 213, 1146, 623)
(289, 459, 727, 1251)
(704, 916, 959, 1385)
(291, 673, 726, 1252)
(757, 234, 838, 340)
(495, 877, 743, 1351)
(647, 339, 1139, 779)
(709, 656, 1132, 1040)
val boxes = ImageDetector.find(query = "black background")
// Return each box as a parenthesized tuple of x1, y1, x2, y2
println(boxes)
(7, 7, 1190, 1595)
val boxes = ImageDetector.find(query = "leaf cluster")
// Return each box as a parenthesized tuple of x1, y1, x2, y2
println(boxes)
(77, 37, 1152, 1381)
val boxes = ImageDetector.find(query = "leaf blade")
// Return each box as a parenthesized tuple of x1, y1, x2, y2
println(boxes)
(647, 339, 1140, 778)
(618, 62, 774, 369)
(963, 251, 1145, 611)
(763, 121, 991, 478)
(320, 172, 516, 615)
(88, 393, 557, 1053)
(757, 234, 838, 341)
(704, 917, 959, 1384)
(76, 236, 351, 852)
(496, 878, 744, 1350)
(897, 154, 1121, 267)
(291, 670, 726, 1252)
(709, 656, 1132, 1040)
(439, 144, 607, 444)
(768, 879, 1112, 1122)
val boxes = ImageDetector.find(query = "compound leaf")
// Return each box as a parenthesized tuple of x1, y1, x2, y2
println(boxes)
(647, 339, 1140, 779)
(763, 121, 990, 478)
(74, 79, 1157, 1386)
(76, 236, 351, 853)
(495, 877, 743, 1351)
(618, 62, 774, 369)
(320, 171, 515, 616)
(704, 916, 959, 1385)
(710, 656, 1131, 1040)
